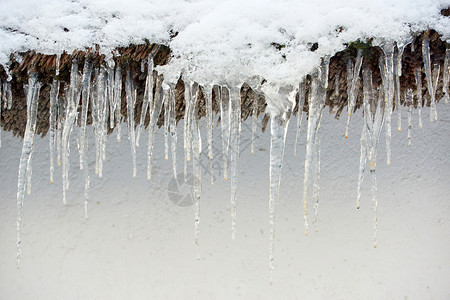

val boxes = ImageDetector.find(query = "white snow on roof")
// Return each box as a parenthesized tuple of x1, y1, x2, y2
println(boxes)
(0, 0, 449, 86)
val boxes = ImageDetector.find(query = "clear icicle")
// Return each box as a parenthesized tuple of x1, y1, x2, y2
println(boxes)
(125, 70, 137, 177)
(55, 53, 60, 76)
(251, 89, 258, 155)
(26, 157, 32, 195)
(16, 73, 41, 265)
(268, 108, 291, 283)
(406, 88, 413, 146)
(344, 49, 363, 139)
(136, 57, 154, 146)
(294, 81, 306, 157)
(394, 45, 405, 132)
(191, 85, 202, 249)
(183, 80, 192, 181)
(220, 86, 231, 180)
(49, 80, 60, 183)
(168, 84, 177, 178)
(114, 66, 123, 142)
(62, 61, 81, 204)
(361, 68, 386, 248)
(380, 43, 395, 165)
(164, 84, 169, 160)
(312, 127, 321, 232)
(356, 120, 367, 209)
(414, 67, 423, 128)
(230, 87, 241, 240)
(79, 60, 93, 171)
(303, 58, 329, 236)
(443, 49, 449, 103)
(422, 38, 440, 122)
(147, 74, 164, 180)
(202, 85, 214, 185)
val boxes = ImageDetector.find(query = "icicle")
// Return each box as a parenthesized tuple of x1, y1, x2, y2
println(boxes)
(16, 72, 41, 265)
(443, 49, 449, 103)
(312, 127, 321, 232)
(344, 49, 363, 139)
(183, 80, 192, 181)
(422, 38, 440, 122)
(114, 66, 123, 142)
(203, 85, 214, 185)
(380, 42, 395, 165)
(294, 81, 306, 157)
(49, 80, 59, 183)
(147, 74, 164, 180)
(168, 83, 177, 178)
(268, 107, 291, 283)
(136, 57, 154, 146)
(55, 53, 60, 76)
(406, 88, 413, 146)
(92, 67, 108, 178)
(26, 157, 32, 195)
(356, 120, 367, 209)
(230, 87, 241, 240)
(164, 84, 170, 160)
(79, 59, 93, 171)
(191, 85, 202, 249)
(220, 86, 231, 180)
(361, 68, 386, 248)
(251, 89, 258, 155)
(125, 69, 137, 177)
(394, 44, 406, 133)
(6, 81, 12, 109)
(62, 60, 81, 204)
(414, 67, 423, 128)
(303, 58, 329, 236)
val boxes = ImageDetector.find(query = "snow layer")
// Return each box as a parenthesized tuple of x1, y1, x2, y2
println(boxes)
(1, 0, 449, 86)
(0, 103, 449, 299)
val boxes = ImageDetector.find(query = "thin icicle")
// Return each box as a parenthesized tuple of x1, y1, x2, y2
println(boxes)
(114, 66, 123, 142)
(414, 67, 423, 128)
(356, 120, 367, 209)
(443, 49, 449, 103)
(312, 127, 321, 232)
(422, 38, 440, 122)
(168, 83, 177, 178)
(16, 72, 41, 265)
(203, 85, 214, 185)
(191, 85, 202, 249)
(147, 74, 164, 180)
(136, 57, 154, 146)
(344, 49, 363, 139)
(294, 81, 306, 157)
(268, 107, 291, 283)
(164, 84, 170, 160)
(251, 89, 258, 155)
(49, 80, 60, 183)
(55, 53, 60, 76)
(303, 58, 329, 236)
(79, 59, 93, 171)
(6, 81, 12, 109)
(380, 42, 395, 165)
(183, 80, 192, 181)
(394, 44, 405, 132)
(26, 157, 32, 195)
(230, 87, 241, 240)
(406, 88, 413, 146)
(125, 70, 137, 177)
(220, 86, 231, 180)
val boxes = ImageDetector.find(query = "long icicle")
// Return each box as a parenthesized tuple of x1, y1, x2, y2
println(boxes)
(191, 84, 202, 250)
(230, 87, 241, 240)
(183, 79, 192, 181)
(136, 57, 154, 146)
(268, 105, 291, 283)
(303, 58, 329, 236)
(312, 124, 321, 232)
(168, 83, 177, 178)
(394, 44, 405, 133)
(414, 67, 423, 128)
(220, 86, 231, 180)
(79, 59, 93, 171)
(49, 80, 60, 183)
(203, 85, 214, 185)
(125, 69, 137, 177)
(406, 88, 413, 147)
(147, 74, 164, 180)
(443, 49, 449, 103)
(344, 49, 363, 139)
(356, 119, 367, 209)
(251, 89, 258, 155)
(380, 43, 395, 165)
(114, 66, 123, 142)
(294, 80, 306, 157)
(422, 38, 440, 122)
(16, 73, 41, 265)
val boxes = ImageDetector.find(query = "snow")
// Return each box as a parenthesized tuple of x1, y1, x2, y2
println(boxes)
(1, 102, 449, 299)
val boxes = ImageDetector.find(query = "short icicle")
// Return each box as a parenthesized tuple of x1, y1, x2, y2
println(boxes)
(136, 57, 153, 146)
(16, 72, 41, 266)
(414, 67, 423, 128)
(344, 49, 363, 139)
(294, 80, 306, 157)
(422, 38, 440, 122)
(147, 74, 164, 180)
(303, 58, 329, 236)
(230, 87, 241, 240)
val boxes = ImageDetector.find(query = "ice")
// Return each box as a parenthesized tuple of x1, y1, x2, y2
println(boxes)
(79, 59, 93, 171)
(2, 81, 12, 109)
(294, 80, 306, 157)
(219, 86, 231, 180)
(268, 105, 291, 282)
(230, 87, 241, 240)
(114, 66, 123, 142)
(414, 67, 423, 128)
(164, 83, 169, 161)
(16, 72, 41, 265)
(356, 120, 367, 209)
(443, 49, 449, 104)
(251, 88, 259, 155)
(26, 157, 32, 195)
(422, 38, 440, 122)
(147, 74, 164, 181)
(49, 79, 60, 183)
(312, 126, 321, 232)
(136, 57, 154, 147)
(203, 85, 214, 185)
(191, 84, 202, 248)
(394, 44, 406, 133)
(183, 80, 192, 181)
(406, 88, 413, 147)
(361, 68, 386, 248)
(55, 53, 60, 76)
(302, 58, 329, 236)
(125, 70, 137, 177)
(168, 83, 177, 178)
(379, 43, 395, 165)
(344, 49, 363, 139)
